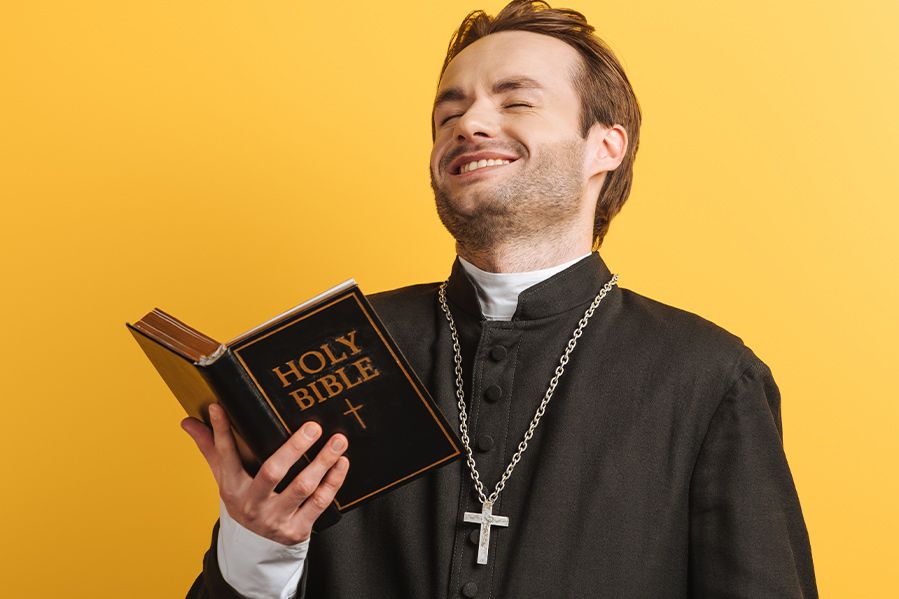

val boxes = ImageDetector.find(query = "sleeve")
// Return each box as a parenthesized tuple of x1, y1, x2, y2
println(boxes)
(184, 502, 310, 599)
(216, 501, 308, 599)
(688, 353, 819, 598)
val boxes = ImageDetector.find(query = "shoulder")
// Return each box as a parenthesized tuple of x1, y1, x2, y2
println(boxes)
(614, 286, 772, 398)
(368, 282, 441, 321)
(366, 282, 442, 344)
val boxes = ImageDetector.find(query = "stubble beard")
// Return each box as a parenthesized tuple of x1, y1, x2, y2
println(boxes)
(430, 138, 587, 254)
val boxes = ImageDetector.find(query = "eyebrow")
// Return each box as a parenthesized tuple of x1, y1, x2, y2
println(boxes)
(433, 76, 545, 111)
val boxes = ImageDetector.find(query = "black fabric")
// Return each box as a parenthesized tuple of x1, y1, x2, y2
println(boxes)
(186, 252, 818, 598)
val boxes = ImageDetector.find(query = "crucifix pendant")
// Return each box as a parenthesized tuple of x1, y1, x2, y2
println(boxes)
(463, 500, 509, 565)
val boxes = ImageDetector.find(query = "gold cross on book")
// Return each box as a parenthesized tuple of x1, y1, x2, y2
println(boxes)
(342, 398, 367, 429)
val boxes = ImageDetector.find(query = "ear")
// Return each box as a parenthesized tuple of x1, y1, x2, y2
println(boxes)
(585, 123, 628, 179)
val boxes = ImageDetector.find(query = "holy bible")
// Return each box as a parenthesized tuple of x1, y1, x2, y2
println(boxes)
(127, 280, 461, 531)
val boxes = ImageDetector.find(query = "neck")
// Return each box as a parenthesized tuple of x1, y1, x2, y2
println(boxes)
(455, 229, 594, 273)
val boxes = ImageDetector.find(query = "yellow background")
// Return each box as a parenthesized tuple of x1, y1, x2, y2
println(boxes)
(2, 1, 896, 596)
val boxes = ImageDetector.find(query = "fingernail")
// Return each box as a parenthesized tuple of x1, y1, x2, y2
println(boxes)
(331, 436, 346, 451)
(303, 423, 321, 439)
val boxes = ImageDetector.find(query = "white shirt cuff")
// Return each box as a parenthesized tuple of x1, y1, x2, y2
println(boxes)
(216, 499, 309, 599)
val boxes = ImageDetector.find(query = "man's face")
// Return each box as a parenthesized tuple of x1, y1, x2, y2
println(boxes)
(429, 30, 591, 250)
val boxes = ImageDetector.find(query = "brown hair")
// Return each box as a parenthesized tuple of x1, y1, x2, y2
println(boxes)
(433, 0, 642, 248)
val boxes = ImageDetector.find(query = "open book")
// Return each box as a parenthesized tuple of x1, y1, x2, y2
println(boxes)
(127, 280, 461, 531)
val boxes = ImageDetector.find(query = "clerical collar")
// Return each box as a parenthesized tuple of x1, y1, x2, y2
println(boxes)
(446, 251, 614, 322)
(457, 254, 593, 321)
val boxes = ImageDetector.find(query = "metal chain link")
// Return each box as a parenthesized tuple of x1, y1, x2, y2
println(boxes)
(437, 273, 619, 506)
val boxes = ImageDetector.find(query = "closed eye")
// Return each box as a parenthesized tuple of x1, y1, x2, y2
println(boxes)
(439, 103, 533, 126)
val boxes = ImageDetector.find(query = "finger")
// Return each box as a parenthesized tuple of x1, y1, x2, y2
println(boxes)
(277, 433, 348, 509)
(291, 456, 350, 529)
(246, 422, 324, 503)
(208, 403, 245, 480)
(180, 417, 217, 469)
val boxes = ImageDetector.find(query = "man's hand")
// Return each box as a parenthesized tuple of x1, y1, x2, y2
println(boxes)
(181, 402, 349, 545)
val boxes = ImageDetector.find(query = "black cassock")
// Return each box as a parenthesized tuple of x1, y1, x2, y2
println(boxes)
(188, 252, 818, 598)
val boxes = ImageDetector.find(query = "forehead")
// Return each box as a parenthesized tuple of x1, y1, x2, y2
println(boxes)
(436, 30, 582, 100)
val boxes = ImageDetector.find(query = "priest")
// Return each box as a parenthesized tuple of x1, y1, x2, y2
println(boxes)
(181, 1, 818, 597)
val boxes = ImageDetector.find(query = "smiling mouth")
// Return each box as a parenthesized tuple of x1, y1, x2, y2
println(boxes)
(451, 158, 518, 177)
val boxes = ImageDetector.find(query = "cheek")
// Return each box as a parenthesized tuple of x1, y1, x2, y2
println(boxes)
(430, 140, 450, 173)
(429, 152, 439, 175)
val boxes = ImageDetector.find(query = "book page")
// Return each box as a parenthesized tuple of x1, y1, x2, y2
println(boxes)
(226, 279, 357, 347)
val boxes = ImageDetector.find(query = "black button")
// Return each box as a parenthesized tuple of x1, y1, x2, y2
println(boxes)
(469, 528, 480, 544)
(477, 434, 494, 452)
(484, 384, 503, 403)
(489, 345, 508, 361)
(461, 581, 479, 598)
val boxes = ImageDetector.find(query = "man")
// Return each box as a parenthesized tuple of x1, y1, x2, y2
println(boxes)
(182, 1, 818, 597)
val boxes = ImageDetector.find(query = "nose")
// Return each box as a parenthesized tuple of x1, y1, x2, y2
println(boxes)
(454, 101, 498, 142)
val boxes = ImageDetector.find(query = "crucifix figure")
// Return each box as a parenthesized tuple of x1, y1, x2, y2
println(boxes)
(463, 501, 509, 565)
(342, 398, 367, 430)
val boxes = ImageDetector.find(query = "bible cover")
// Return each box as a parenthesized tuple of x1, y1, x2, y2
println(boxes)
(127, 280, 461, 530)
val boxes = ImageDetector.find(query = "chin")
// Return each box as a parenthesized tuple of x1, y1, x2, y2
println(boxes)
(439, 176, 508, 205)
(442, 192, 487, 215)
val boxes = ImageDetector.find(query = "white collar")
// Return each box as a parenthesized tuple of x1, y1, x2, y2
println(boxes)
(457, 253, 593, 321)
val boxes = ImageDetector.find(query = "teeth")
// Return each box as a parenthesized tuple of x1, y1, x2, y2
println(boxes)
(460, 159, 512, 174)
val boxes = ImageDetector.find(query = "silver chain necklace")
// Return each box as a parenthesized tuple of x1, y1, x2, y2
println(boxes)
(437, 272, 619, 565)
